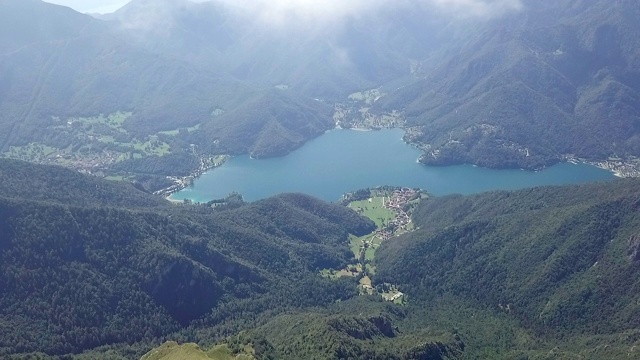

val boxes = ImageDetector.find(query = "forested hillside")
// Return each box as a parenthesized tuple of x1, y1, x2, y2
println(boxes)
(0, 0, 339, 165)
(3, 0, 640, 358)
(0, 159, 166, 207)
(4, 161, 640, 358)
(189, 91, 334, 158)
(3, 0, 640, 174)
(0, 160, 375, 357)
(376, 0, 640, 169)
(374, 179, 640, 358)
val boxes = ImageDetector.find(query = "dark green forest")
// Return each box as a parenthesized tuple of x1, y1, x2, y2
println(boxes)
(2, 0, 640, 358)
(3, 159, 640, 359)
(0, 159, 376, 358)
(373, 179, 640, 358)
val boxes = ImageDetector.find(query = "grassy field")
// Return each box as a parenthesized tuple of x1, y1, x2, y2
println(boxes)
(5, 144, 59, 162)
(322, 189, 425, 302)
(158, 123, 201, 136)
(348, 233, 382, 261)
(349, 197, 396, 228)
(365, 247, 377, 261)
(346, 197, 395, 261)
(349, 234, 364, 257)
(2, 111, 176, 168)
(141, 342, 255, 360)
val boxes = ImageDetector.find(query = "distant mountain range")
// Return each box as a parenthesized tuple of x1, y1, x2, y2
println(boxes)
(4, 2, 640, 358)
(377, 0, 640, 169)
(0, 0, 639, 169)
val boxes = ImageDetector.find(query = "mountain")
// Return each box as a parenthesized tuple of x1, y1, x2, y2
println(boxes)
(0, 0, 246, 145)
(105, 0, 444, 98)
(0, 159, 374, 357)
(190, 91, 334, 158)
(374, 179, 640, 358)
(376, 0, 640, 169)
(0, 0, 105, 53)
(4, 0, 639, 174)
(0, 158, 167, 207)
(0, 0, 341, 166)
(4, 160, 640, 358)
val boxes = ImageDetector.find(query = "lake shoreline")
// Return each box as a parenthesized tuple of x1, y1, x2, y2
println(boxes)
(170, 129, 615, 203)
(157, 155, 230, 201)
(163, 126, 634, 205)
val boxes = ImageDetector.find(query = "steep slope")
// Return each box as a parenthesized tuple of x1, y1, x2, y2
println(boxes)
(0, 0, 336, 161)
(0, 159, 167, 207)
(377, 0, 640, 169)
(190, 91, 334, 158)
(375, 179, 640, 357)
(107, 0, 446, 99)
(0, 161, 374, 357)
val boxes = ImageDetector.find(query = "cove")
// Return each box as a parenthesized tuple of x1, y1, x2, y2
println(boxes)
(171, 129, 615, 203)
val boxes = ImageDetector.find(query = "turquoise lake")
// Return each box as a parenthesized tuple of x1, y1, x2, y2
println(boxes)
(171, 129, 615, 202)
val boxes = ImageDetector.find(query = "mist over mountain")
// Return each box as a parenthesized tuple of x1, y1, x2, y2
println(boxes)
(3, 0, 635, 169)
(1, 0, 637, 171)
(2, 1, 640, 358)
(376, 0, 640, 168)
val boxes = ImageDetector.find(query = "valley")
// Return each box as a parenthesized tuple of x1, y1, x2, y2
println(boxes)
(2, 159, 640, 359)
(1, 0, 640, 359)
(322, 187, 427, 304)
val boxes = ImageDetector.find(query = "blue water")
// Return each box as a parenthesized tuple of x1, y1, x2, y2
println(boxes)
(171, 129, 615, 202)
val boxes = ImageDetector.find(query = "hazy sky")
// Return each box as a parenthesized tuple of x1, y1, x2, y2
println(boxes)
(44, 0, 129, 14)
(44, 0, 523, 17)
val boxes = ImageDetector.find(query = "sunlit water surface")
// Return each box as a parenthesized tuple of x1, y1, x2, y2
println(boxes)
(171, 129, 615, 202)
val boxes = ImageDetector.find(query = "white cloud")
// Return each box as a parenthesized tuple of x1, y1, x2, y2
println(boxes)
(43, 0, 128, 14)
(212, 0, 524, 26)
(44, 0, 523, 18)
(430, 0, 523, 18)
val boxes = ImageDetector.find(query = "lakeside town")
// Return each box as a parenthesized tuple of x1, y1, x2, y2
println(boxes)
(153, 155, 229, 198)
(564, 155, 640, 178)
(352, 187, 421, 243)
(324, 186, 427, 303)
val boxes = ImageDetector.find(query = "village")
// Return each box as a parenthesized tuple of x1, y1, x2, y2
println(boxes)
(153, 155, 229, 198)
(323, 186, 426, 304)
(352, 187, 421, 243)
(378, 187, 418, 238)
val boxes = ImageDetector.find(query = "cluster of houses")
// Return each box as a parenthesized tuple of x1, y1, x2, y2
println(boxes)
(382, 188, 418, 229)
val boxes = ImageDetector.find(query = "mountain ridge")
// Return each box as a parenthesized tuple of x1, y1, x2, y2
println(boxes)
(375, 0, 640, 170)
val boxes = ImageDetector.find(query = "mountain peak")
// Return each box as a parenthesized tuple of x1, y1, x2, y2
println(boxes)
(0, 0, 103, 52)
